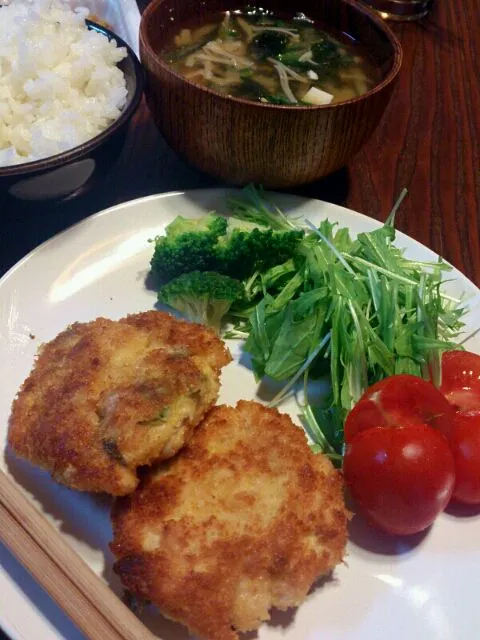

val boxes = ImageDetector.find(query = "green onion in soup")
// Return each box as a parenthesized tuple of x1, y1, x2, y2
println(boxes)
(162, 7, 381, 106)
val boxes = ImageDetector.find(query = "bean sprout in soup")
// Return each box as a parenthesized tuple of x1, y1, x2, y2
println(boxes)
(161, 7, 381, 106)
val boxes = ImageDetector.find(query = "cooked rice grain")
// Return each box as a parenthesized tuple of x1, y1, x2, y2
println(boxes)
(0, 0, 127, 166)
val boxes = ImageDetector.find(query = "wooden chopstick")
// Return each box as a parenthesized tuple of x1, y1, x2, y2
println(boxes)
(0, 470, 154, 640)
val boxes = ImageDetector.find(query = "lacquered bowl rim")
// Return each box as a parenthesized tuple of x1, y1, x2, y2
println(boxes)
(139, 0, 403, 112)
(0, 21, 144, 179)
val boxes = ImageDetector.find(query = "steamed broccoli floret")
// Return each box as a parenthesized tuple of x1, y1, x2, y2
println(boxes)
(151, 214, 228, 281)
(151, 212, 304, 282)
(216, 224, 304, 279)
(166, 213, 228, 238)
(157, 271, 244, 333)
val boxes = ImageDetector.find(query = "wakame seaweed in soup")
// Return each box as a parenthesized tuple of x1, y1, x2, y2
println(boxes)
(161, 7, 381, 106)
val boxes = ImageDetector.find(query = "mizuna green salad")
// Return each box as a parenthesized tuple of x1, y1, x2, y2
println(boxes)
(150, 186, 466, 462)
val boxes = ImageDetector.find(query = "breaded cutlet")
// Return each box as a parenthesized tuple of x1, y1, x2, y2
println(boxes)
(8, 311, 231, 495)
(111, 400, 349, 640)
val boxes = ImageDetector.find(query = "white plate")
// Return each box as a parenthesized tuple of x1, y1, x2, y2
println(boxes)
(1, 189, 479, 640)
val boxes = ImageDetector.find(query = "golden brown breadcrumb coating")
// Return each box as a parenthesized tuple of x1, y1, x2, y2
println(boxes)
(111, 400, 349, 640)
(8, 311, 231, 495)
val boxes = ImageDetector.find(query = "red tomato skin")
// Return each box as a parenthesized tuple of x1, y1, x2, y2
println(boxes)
(344, 374, 455, 443)
(440, 351, 480, 412)
(343, 424, 455, 535)
(449, 412, 480, 504)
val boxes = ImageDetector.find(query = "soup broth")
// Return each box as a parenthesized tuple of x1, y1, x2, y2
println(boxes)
(161, 7, 382, 106)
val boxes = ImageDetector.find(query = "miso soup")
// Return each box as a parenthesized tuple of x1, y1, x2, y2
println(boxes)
(161, 7, 382, 106)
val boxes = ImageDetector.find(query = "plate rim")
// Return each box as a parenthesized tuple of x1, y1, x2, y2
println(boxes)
(1, 187, 479, 640)
(2, 189, 475, 294)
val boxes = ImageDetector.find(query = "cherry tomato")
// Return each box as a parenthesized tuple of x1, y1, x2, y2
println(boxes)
(448, 412, 480, 504)
(343, 424, 455, 535)
(344, 374, 455, 443)
(440, 350, 480, 412)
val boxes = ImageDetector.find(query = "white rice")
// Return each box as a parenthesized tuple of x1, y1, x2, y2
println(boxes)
(0, 0, 128, 167)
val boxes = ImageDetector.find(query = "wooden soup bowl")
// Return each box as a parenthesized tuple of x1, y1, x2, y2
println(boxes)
(140, 0, 402, 188)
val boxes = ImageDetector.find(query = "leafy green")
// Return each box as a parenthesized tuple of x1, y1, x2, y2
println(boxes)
(229, 190, 465, 461)
(249, 30, 289, 59)
(302, 403, 344, 464)
(277, 48, 312, 69)
(275, 34, 353, 80)
(149, 186, 467, 463)
(263, 94, 299, 105)
(239, 68, 254, 79)
(265, 301, 325, 379)
(311, 36, 352, 76)
(237, 77, 300, 105)
(227, 184, 299, 231)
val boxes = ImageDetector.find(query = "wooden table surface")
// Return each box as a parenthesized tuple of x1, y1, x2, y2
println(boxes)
(1, 0, 479, 285)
